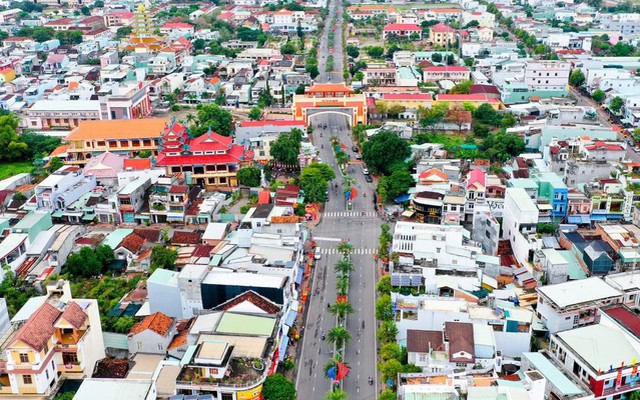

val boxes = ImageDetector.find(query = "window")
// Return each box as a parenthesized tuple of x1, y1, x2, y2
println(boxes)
(455, 362, 467, 367)
(136, 342, 143, 350)
(45, 370, 49, 380)
(419, 354, 426, 362)
(158, 343, 164, 351)
(19, 353, 29, 363)
(22, 375, 32, 385)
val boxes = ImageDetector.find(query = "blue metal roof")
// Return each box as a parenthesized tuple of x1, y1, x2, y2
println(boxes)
(523, 352, 584, 395)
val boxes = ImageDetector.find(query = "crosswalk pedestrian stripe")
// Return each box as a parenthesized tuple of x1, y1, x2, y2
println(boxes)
(319, 248, 375, 254)
(323, 211, 378, 218)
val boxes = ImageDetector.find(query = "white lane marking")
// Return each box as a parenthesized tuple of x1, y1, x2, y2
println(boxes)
(313, 236, 343, 242)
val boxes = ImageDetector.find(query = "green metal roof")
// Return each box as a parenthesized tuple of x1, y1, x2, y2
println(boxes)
(102, 228, 134, 249)
(215, 313, 276, 336)
(148, 268, 179, 286)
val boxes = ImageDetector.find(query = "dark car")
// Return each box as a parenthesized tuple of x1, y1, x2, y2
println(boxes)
(355, 154, 362, 160)
(352, 146, 359, 152)
(365, 175, 373, 183)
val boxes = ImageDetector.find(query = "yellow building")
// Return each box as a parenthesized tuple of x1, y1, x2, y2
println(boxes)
(429, 23, 457, 46)
(1, 282, 105, 397)
(435, 93, 503, 110)
(0, 68, 16, 83)
(292, 83, 368, 126)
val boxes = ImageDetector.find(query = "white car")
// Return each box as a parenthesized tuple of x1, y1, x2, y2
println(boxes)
(314, 248, 322, 260)
(317, 157, 323, 163)
(362, 167, 369, 175)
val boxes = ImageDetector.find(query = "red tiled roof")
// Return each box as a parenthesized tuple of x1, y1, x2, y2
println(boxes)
(192, 244, 214, 258)
(59, 302, 88, 330)
(129, 312, 174, 337)
(444, 321, 475, 363)
(171, 231, 202, 245)
(470, 84, 500, 95)
(11, 303, 62, 351)
(119, 232, 146, 254)
(238, 120, 306, 127)
(584, 141, 624, 151)
(383, 23, 422, 31)
(162, 22, 195, 29)
(213, 290, 281, 314)
(383, 93, 432, 101)
(133, 229, 161, 243)
(431, 22, 456, 33)
(155, 145, 250, 166)
(169, 185, 189, 194)
(437, 93, 491, 101)
(407, 329, 445, 353)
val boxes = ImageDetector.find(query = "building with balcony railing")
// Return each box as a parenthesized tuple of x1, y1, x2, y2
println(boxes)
(0, 280, 104, 397)
(583, 179, 626, 222)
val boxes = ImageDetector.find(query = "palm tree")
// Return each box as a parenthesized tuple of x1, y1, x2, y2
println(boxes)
(336, 241, 353, 257)
(325, 390, 349, 400)
(334, 258, 355, 275)
(327, 326, 352, 349)
(185, 113, 195, 125)
(335, 150, 350, 167)
(342, 176, 356, 190)
(329, 301, 354, 320)
(336, 276, 349, 296)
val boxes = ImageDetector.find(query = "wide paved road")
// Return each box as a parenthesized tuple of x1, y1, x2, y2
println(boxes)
(295, 0, 379, 398)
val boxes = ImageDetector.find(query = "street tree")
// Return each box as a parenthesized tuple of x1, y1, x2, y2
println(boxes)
(325, 390, 348, 400)
(610, 96, 624, 113)
(328, 301, 354, 320)
(300, 163, 335, 203)
(262, 373, 296, 400)
(378, 390, 398, 400)
(380, 342, 402, 362)
(334, 258, 355, 275)
(336, 241, 353, 256)
(236, 166, 261, 187)
(592, 89, 605, 103)
(377, 169, 414, 202)
(376, 294, 394, 321)
(327, 326, 352, 349)
(377, 320, 399, 343)
(569, 69, 586, 87)
(362, 130, 411, 175)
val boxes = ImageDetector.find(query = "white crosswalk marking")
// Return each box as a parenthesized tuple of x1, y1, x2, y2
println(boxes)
(319, 248, 375, 255)
(323, 211, 378, 218)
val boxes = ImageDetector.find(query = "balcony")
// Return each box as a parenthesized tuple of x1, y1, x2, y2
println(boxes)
(56, 328, 87, 347)
(602, 381, 640, 397)
(57, 362, 82, 373)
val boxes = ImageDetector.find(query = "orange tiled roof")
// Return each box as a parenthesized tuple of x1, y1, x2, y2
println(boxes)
(10, 303, 62, 351)
(50, 144, 69, 157)
(119, 232, 147, 254)
(123, 158, 152, 170)
(59, 302, 88, 330)
(65, 118, 170, 141)
(129, 312, 174, 337)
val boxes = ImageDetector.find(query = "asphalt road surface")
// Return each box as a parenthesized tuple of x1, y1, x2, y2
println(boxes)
(295, 0, 380, 398)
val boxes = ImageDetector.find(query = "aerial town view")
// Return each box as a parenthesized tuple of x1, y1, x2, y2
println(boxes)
(0, 0, 639, 398)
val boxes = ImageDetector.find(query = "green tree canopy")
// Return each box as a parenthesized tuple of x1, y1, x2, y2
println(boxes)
(151, 245, 178, 270)
(48, 156, 64, 172)
(376, 293, 394, 321)
(362, 131, 411, 175)
(0, 115, 25, 162)
(610, 96, 624, 113)
(248, 107, 262, 121)
(192, 104, 234, 136)
(366, 46, 384, 58)
(431, 53, 442, 62)
(345, 44, 360, 58)
(300, 162, 335, 203)
(236, 166, 261, 187)
(592, 89, 605, 103)
(377, 168, 414, 202)
(449, 80, 473, 94)
(270, 129, 304, 165)
(481, 132, 525, 162)
(569, 69, 586, 87)
(65, 247, 103, 278)
(262, 373, 296, 400)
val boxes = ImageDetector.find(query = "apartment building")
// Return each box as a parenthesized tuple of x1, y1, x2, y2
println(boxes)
(35, 166, 97, 211)
(524, 61, 571, 91)
(502, 187, 540, 266)
(429, 23, 457, 46)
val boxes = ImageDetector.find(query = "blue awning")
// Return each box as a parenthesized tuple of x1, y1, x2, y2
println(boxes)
(608, 214, 624, 219)
(284, 309, 297, 327)
(538, 217, 552, 223)
(278, 336, 290, 362)
(581, 216, 590, 224)
(394, 194, 411, 203)
(567, 216, 582, 224)
(295, 266, 304, 285)
(590, 214, 607, 221)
